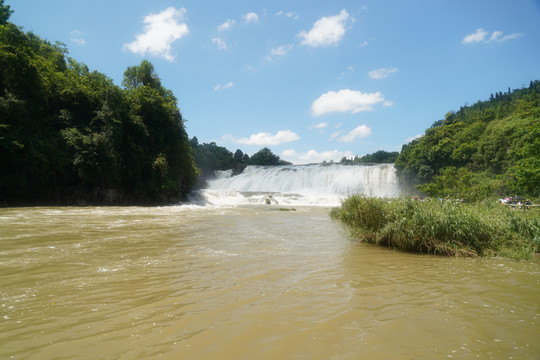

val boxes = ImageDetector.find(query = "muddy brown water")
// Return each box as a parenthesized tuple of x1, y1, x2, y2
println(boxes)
(1, 205, 538, 359)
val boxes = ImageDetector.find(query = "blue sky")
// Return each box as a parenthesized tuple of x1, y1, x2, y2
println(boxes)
(9, 0, 540, 164)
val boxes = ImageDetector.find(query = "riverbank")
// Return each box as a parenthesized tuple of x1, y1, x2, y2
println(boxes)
(0, 186, 190, 208)
(330, 196, 540, 259)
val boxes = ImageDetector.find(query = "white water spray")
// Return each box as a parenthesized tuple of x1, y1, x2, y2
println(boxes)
(192, 163, 401, 206)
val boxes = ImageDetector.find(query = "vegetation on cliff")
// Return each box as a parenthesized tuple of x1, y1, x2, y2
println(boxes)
(0, 5, 197, 204)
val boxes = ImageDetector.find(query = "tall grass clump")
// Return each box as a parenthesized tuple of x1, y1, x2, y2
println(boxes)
(330, 196, 539, 259)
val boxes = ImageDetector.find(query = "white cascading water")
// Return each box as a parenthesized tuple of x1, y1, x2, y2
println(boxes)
(193, 163, 401, 206)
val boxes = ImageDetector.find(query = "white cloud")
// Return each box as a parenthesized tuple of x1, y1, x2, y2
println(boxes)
(225, 130, 299, 146)
(70, 30, 85, 45)
(462, 28, 523, 44)
(282, 149, 354, 164)
(368, 67, 398, 80)
(310, 122, 328, 133)
(359, 40, 370, 47)
(276, 11, 299, 20)
(218, 19, 235, 32)
(489, 31, 503, 42)
(311, 89, 385, 116)
(264, 44, 294, 62)
(462, 28, 489, 44)
(493, 32, 523, 42)
(244, 12, 259, 23)
(338, 125, 372, 142)
(329, 131, 342, 141)
(214, 82, 234, 91)
(212, 37, 228, 50)
(271, 44, 293, 57)
(123, 7, 189, 62)
(298, 9, 350, 47)
(286, 12, 299, 20)
(312, 122, 328, 129)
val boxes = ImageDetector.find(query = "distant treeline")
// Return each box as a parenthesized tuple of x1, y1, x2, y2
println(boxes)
(189, 138, 291, 181)
(1, 5, 196, 204)
(340, 150, 399, 164)
(395, 81, 540, 201)
(189, 140, 398, 181)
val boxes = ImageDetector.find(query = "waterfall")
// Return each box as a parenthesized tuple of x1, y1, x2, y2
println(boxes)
(193, 163, 401, 206)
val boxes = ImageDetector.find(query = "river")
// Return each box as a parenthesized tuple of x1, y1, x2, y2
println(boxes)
(1, 164, 539, 359)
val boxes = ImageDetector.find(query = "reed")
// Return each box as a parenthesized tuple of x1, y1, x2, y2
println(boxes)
(330, 196, 539, 259)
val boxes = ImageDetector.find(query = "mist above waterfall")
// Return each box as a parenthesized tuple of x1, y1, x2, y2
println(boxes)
(192, 163, 401, 206)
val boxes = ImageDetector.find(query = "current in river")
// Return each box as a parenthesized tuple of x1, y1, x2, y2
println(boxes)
(1, 204, 539, 359)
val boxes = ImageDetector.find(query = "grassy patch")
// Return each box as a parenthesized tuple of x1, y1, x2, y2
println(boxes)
(330, 196, 539, 259)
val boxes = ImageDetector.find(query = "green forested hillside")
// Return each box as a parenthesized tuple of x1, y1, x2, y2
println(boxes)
(395, 81, 540, 201)
(0, 6, 197, 204)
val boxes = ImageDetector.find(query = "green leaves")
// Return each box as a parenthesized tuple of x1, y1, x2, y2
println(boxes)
(122, 60, 162, 91)
(395, 82, 540, 199)
(0, 0, 13, 25)
(0, 18, 197, 204)
(341, 150, 399, 164)
(247, 147, 282, 166)
(191, 141, 239, 178)
(418, 167, 494, 202)
(509, 128, 540, 195)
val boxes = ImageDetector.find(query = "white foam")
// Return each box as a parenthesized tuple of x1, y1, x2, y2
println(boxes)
(192, 163, 401, 207)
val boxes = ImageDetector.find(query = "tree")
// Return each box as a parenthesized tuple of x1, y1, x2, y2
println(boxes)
(233, 149, 245, 163)
(122, 60, 162, 90)
(190, 140, 237, 178)
(247, 147, 291, 166)
(123, 63, 196, 197)
(0, 14, 197, 204)
(395, 82, 540, 200)
(509, 128, 540, 196)
(355, 150, 399, 163)
(0, 0, 13, 25)
(418, 167, 493, 202)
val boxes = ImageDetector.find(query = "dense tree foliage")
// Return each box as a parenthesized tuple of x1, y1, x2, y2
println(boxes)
(190, 137, 249, 179)
(395, 81, 540, 200)
(0, 1, 12, 25)
(246, 147, 291, 166)
(189, 139, 290, 183)
(340, 150, 399, 164)
(0, 12, 197, 204)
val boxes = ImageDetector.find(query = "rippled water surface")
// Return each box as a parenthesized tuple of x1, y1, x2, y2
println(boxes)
(1, 205, 539, 359)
